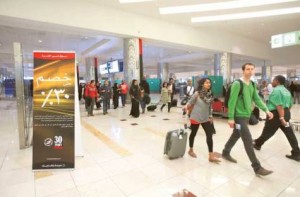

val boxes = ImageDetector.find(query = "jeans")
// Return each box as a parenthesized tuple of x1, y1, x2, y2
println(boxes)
(223, 117, 261, 171)
(120, 94, 126, 106)
(140, 100, 146, 112)
(255, 109, 300, 156)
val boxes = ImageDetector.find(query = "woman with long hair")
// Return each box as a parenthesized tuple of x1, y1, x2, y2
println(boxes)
(186, 77, 220, 163)
(160, 82, 171, 112)
(129, 79, 140, 118)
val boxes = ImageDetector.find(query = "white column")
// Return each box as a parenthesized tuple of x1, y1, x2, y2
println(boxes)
(214, 52, 232, 84)
(123, 38, 141, 85)
(157, 63, 169, 82)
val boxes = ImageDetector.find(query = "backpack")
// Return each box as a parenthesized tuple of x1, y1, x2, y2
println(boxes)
(144, 94, 151, 105)
(224, 79, 255, 108)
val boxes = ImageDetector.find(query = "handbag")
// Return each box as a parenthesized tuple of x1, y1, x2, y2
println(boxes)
(181, 96, 190, 105)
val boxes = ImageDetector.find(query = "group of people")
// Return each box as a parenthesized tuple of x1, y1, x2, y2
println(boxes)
(81, 80, 129, 116)
(184, 63, 300, 176)
(81, 63, 300, 177)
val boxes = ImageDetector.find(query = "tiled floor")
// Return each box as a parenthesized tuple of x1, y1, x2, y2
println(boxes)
(1, 96, 300, 197)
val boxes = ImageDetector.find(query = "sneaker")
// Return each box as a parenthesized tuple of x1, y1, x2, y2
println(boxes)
(253, 142, 261, 151)
(222, 154, 237, 163)
(286, 154, 300, 162)
(255, 167, 273, 176)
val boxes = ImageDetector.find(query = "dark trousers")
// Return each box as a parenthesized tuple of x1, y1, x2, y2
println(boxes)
(223, 117, 261, 171)
(255, 109, 300, 156)
(113, 95, 119, 109)
(120, 94, 126, 106)
(102, 98, 109, 113)
(88, 98, 95, 115)
(160, 103, 171, 112)
(189, 122, 214, 152)
(140, 100, 146, 112)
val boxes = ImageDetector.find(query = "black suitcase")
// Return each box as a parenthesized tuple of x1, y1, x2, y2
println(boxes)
(147, 105, 157, 111)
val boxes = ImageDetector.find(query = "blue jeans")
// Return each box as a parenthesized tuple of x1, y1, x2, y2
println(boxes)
(120, 94, 126, 106)
(223, 117, 261, 171)
(140, 100, 146, 112)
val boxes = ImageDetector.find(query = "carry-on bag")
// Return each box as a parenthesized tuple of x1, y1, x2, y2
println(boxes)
(171, 99, 178, 107)
(147, 101, 159, 111)
(163, 129, 187, 159)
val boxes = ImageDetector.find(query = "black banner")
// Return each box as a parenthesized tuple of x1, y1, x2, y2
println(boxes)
(32, 51, 75, 170)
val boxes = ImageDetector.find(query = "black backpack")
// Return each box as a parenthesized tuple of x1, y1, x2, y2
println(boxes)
(144, 94, 151, 105)
(224, 79, 255, 108)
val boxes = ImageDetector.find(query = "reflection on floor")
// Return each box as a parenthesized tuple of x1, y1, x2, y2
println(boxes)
(1, 98, 300, 197)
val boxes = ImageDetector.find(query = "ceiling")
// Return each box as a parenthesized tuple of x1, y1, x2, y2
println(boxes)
(0, 0, 300, 77)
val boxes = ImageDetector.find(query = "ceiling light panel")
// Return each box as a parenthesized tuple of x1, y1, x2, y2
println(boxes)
(160, 0, 298, 14)
(191, 7, 300, 23)
(119, 0, 156, 4)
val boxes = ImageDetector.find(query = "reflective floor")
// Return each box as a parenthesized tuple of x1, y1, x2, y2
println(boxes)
(1, 96, 300, 197)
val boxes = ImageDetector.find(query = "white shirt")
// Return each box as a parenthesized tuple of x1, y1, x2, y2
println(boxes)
(267, 83, 273, 94)
(186, 86, 194, 96)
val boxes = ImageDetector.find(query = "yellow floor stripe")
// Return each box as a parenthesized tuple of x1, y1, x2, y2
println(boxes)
(144, 127, 165, 137)
(81, 120, 132, 157)
(34, 171, 53, 180)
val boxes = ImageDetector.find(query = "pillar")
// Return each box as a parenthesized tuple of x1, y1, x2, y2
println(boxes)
(123, 38, 142, 85)
(14, 42, 28, 149)
(214, 52, 232, 85)
(85, 57, 95, 82)
(157, 63, 169, 82)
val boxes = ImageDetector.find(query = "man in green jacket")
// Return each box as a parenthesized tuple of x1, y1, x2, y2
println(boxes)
(222, 63, 274, 176)
(254, 75, 300, 161)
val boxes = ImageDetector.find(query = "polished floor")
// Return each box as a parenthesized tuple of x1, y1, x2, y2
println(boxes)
(0, 96, 300, 197)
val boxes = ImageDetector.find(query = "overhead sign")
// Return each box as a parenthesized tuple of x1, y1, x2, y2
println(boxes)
(271, 31, 300, 48)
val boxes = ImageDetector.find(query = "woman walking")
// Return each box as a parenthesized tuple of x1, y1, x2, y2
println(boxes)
(186, 78, 220, 163)
(129, 79, 140, 118)
(160, 82, 171, 112)
(112, 83, 120, 109)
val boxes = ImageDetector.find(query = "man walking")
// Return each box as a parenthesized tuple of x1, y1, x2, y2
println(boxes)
(85, 80, 98, 116)
(222, 63, 274, 176)
(254, 75, 300, 161)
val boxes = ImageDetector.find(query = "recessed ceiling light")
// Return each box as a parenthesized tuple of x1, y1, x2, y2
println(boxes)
(0, 42, 2, 46)
(38, 40, 43, 43)
(119, 0, 155, 4)
(191, 7, 300, 23)
(160, 0, 297, 14)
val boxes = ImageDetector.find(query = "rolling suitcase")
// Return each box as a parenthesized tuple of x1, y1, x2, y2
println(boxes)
(163, 129, 187, 159)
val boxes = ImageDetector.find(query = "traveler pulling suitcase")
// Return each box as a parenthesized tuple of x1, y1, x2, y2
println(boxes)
(163, 129, 187, 159)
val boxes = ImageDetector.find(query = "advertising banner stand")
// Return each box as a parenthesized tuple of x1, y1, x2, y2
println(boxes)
(32, 51, 75, 170)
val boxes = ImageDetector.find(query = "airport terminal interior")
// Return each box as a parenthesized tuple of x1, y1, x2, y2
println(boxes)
(1, 0, 300, 196)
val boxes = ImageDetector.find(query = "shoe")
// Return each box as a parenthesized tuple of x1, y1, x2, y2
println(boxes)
(253, 142, 261, 151)
(222, 154, 237, 163)
(209, 153, 221, 163)
(255, 167, 273, 176)
(286, 154, 300, 161)
(188, 149, 197, 158)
